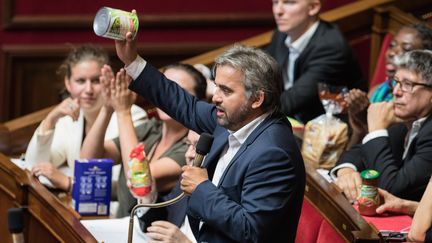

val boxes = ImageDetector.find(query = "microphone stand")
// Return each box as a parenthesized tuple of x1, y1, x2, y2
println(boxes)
(127, 192, 186, 243)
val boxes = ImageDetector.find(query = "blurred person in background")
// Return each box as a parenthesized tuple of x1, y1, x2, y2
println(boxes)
(266, 0, 366, 123)
(80, 63, 207, 217)
(346, 23, 432, 146)
(26, 44, 147, 191)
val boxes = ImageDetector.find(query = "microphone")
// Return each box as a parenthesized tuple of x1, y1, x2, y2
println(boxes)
(8, 208, 25, 243)
(192, 133, 214, 167)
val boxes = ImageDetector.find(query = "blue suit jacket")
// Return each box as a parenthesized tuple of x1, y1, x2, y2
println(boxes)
(130, 63, 305, 243)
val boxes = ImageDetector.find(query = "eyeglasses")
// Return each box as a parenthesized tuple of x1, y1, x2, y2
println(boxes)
(389, 78, 432, 93)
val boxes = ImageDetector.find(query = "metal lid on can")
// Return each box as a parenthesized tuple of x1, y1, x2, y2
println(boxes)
(360, 169, 380, 180)
(93, 7, 110, 37)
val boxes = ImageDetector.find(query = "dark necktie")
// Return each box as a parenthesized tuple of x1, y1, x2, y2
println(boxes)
(188, 214, 200, 239)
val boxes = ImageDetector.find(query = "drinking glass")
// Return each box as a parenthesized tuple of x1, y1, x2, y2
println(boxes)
(318, 82, 348, 115)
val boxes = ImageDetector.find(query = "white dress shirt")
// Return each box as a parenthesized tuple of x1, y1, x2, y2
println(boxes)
(212, 114, 268, 186)
(283, 21, 319, 90)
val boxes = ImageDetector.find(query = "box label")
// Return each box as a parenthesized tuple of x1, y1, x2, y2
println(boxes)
(72, 158, 113, 216)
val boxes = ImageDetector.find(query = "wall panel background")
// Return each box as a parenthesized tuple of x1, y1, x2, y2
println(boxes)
(0, 0, 354, 121)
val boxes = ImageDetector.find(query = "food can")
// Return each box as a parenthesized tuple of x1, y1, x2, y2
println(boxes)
(358, 169, 380, 216)
(93, 7, 139, 40)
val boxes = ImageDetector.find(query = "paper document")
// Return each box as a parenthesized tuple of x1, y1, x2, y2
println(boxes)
(81, 216, 149, 243)
(10, 158, 72, 188)
(316, 168, 333, 183)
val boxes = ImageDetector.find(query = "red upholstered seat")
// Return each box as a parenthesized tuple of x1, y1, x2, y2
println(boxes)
(317, 221, 346, 243)
(369, 33, 393, 89)
(296, 198, 345, 243)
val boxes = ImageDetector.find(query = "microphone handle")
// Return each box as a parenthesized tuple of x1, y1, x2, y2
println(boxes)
(12, 233, 24, 243)
(193, 154, 205, 167)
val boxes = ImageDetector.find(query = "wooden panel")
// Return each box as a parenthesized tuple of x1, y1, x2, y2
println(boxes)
(0, 190, 21, 243)
(0, 42, 225, 122)
(0, 153, 29, 242)
(369, 5, 432, 78)
(10, 58, 63, 119)
(2, 0, 273, 30)
(183, 0, 395, 66)
(0, 153, 97, 242)
(0, 153, 27, 203)
(4, 0, 417, 123)
(0, 0, 400, 156)
(0, 124, 11, 155)
(304, 162, 380, 242)
(1, 106, 53, 156)
(4, 13, 273, 30)
(26, 176, 96, 242)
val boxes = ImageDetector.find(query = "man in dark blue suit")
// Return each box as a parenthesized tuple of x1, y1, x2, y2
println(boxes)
(113, 15, 305, 242)
(267, 0, 366, 123)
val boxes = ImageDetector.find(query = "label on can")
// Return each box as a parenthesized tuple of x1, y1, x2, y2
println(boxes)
(358, 185, 380, 216)
(130, 157, 151, 196)
(358, 169, 380, 216)
(93, 7, 139, 40)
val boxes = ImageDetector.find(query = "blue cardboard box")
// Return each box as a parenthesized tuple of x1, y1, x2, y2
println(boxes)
(72, 158, 113, 216)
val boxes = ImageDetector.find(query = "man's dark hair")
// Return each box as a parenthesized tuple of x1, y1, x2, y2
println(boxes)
(212, 44, 283, 113)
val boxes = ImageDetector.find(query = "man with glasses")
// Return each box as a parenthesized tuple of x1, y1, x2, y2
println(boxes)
(330, 50, 432, 203)
(389, 77, 432, 93)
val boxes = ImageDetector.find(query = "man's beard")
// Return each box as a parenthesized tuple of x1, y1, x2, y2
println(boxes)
(217, 102, 252, 131)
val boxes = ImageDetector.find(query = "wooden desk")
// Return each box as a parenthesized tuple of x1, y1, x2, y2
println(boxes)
(0, 153, 97, 243)
(303, 162, 381, 242)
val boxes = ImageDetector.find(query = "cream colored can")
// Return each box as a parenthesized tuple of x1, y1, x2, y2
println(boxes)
(93, 7, 138, 40)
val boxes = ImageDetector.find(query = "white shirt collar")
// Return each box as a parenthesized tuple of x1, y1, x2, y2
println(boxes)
(284, 21, 319, 54)
(228, 112, 270, 145)
(411, 116, 427, 130)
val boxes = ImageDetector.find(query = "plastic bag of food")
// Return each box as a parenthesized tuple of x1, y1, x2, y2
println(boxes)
(301, 114, 348, 169)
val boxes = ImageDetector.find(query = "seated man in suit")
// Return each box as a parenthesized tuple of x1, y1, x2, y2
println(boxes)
(113, 14, 306, 242)
(266, 0, 366, 123)
(331, 50, 432, 203)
